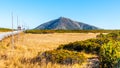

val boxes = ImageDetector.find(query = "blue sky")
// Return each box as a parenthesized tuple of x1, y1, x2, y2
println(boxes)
(0, 0, 120, 29)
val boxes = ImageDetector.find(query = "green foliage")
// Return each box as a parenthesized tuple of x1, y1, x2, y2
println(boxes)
(25, 29, 120, 34)
(40, 50, 85, 64)
(97, 32, 120, 40)
(106, 33, 118, 40)
(99, 41, 120, 68)
(57, 38, 109, 54)
(0, 28, 11, 32)
(96, 33, 105, 38)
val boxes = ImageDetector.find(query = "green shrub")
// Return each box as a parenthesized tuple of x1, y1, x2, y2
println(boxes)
(36, 50, 86, 65)
(106, 33, 118, 40)
(57, 38, 110, 54)
(96, 33, 105, 38)
(99, 41, 120, 68)
(97, 32, 120, 40)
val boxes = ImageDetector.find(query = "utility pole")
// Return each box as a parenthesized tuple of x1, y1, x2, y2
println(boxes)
(17, 16, 18, 29)
(17, 16, 18, 41)
(11, 12, 14, 49)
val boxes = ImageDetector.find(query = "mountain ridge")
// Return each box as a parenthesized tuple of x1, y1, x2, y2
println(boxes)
(35, 17, 99, 30)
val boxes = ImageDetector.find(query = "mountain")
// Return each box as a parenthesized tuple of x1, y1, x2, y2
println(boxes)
(35, 17, 99, 30)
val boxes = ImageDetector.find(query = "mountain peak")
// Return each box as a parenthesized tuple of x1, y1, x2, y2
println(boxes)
(59, 16, 65, 18)
(35, 17, 99, 30)
(59, 17, 69, 20)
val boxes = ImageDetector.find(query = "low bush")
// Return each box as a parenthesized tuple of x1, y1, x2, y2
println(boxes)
(34, 50, 86, 65)
(99, 41, 120, 68)
(96, 33, 105, 38)
(57, 38, 110, 54)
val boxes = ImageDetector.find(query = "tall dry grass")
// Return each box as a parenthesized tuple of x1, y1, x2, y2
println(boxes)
(0, 33, 98, 68)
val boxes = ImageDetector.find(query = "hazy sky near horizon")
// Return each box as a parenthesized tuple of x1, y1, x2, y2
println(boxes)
(0, 0, 120, 29)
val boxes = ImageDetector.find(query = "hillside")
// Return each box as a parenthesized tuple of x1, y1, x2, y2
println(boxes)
(35, 17, 99, 30)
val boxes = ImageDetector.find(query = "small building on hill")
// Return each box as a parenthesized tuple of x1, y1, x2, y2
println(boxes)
(17, 26, 21, 30)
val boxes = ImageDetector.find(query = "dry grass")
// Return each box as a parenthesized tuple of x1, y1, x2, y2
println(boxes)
(0, 33, 98, 68)
(23, 33, 98, 51)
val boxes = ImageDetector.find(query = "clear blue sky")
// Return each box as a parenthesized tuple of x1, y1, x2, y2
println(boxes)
(0, 0, 120, 29)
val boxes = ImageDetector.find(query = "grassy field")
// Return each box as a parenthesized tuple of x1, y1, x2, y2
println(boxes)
(24, 33, 98, 51)
(0, 33, 98, 68)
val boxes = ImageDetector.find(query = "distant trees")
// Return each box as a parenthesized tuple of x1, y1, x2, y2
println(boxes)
(0, 28, 12, 32)
(25, 29, 120, 34)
